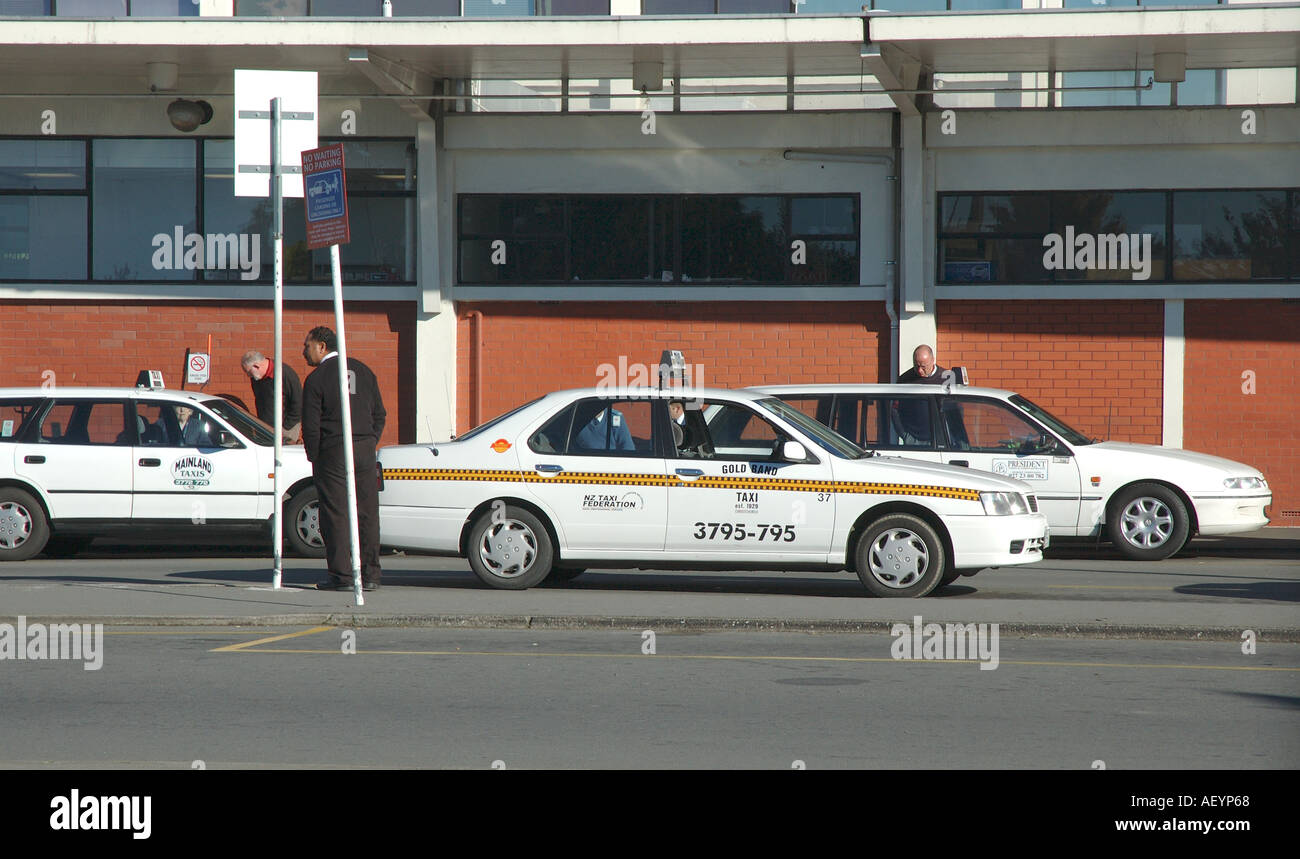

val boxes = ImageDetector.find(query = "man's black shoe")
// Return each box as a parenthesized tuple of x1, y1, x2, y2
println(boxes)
(363, 581, 380, 592)
(315, 579, 348, 591)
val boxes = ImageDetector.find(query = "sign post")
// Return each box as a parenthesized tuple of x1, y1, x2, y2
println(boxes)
(302, 143, 362, 605)
(234, 69, 317, 591)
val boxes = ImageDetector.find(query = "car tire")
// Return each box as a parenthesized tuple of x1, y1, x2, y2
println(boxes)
(854, 514, 946, 598)
(466, 505, 553, 590)
(284, 486, 327, 559)
(938, 566, 972, 588)
(40, 535, 94, 558)
(1107, 483, 1190, 561)
(0, 488, 50, 562)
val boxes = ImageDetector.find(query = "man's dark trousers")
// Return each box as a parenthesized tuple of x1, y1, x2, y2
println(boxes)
(314, 437, 380, 585)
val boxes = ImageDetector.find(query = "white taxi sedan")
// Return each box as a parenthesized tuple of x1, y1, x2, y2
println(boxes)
(0, 387, 322, 560)
(752, 384, 1272, 561)
(377, 387, 1049, 597)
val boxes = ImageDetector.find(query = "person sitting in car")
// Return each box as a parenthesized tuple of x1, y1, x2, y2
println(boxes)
(574, 407, 635, 452)
(175, 405, 211, 447)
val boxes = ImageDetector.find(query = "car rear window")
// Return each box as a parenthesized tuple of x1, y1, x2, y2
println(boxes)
(0, 398, 44, 441)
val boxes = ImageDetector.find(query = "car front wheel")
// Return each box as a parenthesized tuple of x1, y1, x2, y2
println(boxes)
(467, 505, 553, 590)
(0, 488, 50, 562)
(854, 514, 946, 598)
(284, 487, 326, 559)
(1107, 483, 1190, 561)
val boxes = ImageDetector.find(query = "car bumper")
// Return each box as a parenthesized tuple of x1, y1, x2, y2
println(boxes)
(1191, 493, 1272, 536)
(945, 513, 1050, 568)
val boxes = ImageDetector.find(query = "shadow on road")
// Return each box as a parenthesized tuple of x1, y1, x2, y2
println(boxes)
(1173, 581, 1300, 602)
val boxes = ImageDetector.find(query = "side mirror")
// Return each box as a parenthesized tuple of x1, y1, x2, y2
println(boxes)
(782, 440, 808, 462)
(1017, 435, 1058, 456)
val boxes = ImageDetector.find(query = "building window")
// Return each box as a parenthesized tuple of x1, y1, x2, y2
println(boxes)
(0, 139, 88, 281)
(459, 194, 859, 285)
(938, 190, 1300, 284)
(93, 139, 198, 281)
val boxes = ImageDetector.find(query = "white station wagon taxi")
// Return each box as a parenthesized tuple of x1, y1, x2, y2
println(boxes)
(753, 383, 1272, 561)
(0, 387, 322, 560)
(377, 386, 1049, 597)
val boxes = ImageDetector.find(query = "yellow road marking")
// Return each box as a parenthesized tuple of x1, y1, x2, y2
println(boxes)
(223, 647, 1300, 671)
(210, 626, 334, 652)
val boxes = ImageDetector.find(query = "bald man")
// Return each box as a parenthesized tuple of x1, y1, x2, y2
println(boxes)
(897, 345, 947, 385)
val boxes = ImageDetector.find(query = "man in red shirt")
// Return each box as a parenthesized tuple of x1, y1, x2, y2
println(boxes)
(241, 350, 304, 443)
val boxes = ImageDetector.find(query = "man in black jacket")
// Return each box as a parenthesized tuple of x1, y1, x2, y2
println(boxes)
(300, 326, 387, 592)
(241, 350, 303, 443)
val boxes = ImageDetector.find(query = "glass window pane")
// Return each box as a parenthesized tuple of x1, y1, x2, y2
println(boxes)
(718, 0, 788, 11)
(791, 196, 855, 236)
(202, 140, 270, 282)
(235, 0, 308, 14)
(538, 0, 610, 12)
(568, 198, 659, 282)
(391, 0, 460, 12)
(567, 400, 654, 456)
(460, 196, 503, 236)
(130, 0, 200, 14)
(310, 0, 382, 13)
(93, 139, 196, 281)
(508, 197, 566, 236)
(55, 0, 127, 13)
(0, 197, 87, 280)
(459, 238, 565, 283)
(1052, 191, 1168, 281)
(794, 0, 862, 11)
(309, 197, 414, 283)
(0, 139, 85, 190)
(870, 0, 945, 10)
(939, 238, 1050, 283)
(0, 399, 43, 441)
(1063, 0, 1135, 6)
(0, 1, 51, 13)
(940, 194, 1049, 235)
(941, 400, 1041, 453)
(1173, 190, 1289, 280)
(1174, 69, 1218, 106)
(338, 140, 417, 192)
(641, 0, 713, 12)
(464, 0, 533, 13)
(41, 401, 128, 446)
(949, 0, 1020, 8)
(682, 197, 784, 283)
(790, 240, 857, 284)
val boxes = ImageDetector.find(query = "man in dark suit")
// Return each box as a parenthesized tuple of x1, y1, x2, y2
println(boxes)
(241, 350, 303, 443)
(300, 326, 386, 592)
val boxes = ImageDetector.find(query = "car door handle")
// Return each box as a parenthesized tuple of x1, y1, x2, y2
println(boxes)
(535, 464, 564, 473)
(948, 460, 969, 467)
(138, 458, 161, 467)
(675, 468, 704, 477)
(23, 455, 45, 464)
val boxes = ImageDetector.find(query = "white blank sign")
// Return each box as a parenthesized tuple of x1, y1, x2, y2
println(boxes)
(234, 69, 318, 198)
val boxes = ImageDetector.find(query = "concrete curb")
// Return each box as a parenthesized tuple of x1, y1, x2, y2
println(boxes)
(18, 613, 1300, 642)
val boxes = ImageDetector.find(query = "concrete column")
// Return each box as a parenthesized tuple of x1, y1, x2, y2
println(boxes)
(414, 120, 457, 442)
(897, 112, 937, 378)
(1162, 299, 1184, 448)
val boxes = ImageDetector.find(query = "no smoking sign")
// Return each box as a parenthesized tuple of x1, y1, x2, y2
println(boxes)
(187, 352, 211, 385)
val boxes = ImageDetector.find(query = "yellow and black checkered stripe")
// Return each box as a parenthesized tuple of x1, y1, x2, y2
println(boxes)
(382, 467, 982, 502)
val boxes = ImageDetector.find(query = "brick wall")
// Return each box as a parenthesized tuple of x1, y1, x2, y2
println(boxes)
(0, 301, 415, 448)
(936, 300, 1165, 445)
(1184, 299, 1300, 524)
(455, 301, 890, 431)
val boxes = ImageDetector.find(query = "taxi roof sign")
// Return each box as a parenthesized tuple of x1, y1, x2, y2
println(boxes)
(136, 370, 165, 389)
(659, 350, 686, 388)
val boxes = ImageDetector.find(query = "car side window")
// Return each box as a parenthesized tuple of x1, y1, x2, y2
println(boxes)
(884, 396, 936, 449)
(940, 399, 1042, 452)
(529, 399, 656, 457)
(39, 400, 130, 446)
(0, 398, 43, 442)
(698, 401, 789, 462)
(136, 401, 215, 448)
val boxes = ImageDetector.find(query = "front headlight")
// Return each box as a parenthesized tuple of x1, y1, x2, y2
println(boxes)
(1223, 477, 1267, 490)
(980, 491, 1029, 516)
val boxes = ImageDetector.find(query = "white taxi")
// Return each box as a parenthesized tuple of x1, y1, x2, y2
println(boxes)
(377, 387, 1049, 597)
(752, 383, 1272, 561)
(0, 387, 322, 560)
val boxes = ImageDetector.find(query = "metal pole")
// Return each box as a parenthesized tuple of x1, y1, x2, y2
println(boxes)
(331, 243, 364, 606)
(271, 97, 285, 590)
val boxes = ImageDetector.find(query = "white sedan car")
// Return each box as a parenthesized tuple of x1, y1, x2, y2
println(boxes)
(0, 387, 322, 560)
(378, 387, 1049, 597)
(753, 383, 1272, 561)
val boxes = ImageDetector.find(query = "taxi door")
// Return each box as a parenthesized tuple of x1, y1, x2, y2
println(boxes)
(663, 398, 835, 560)
(129, 399, 262, 522)
(12, 398, 134, 519)
(937, 396, 1082, 533)
(516, 396, 668, 552)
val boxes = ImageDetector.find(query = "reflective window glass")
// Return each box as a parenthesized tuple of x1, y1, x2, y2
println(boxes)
(0, 197, 88, 280)
(130, 0, 200, 13)
(55, 0, 127, 13)
(1173, 190, 1289, 280)
(940, 194, 1049, 235)
(92, 139, 196, 281)
(0, 140, 85, 191)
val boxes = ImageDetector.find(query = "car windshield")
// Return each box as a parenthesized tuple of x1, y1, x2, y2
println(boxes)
(755, 397, 866, 459)
(456, 398, 543, 442)
(202, 398, 275, 446)
(1009, 395, 1095, 445)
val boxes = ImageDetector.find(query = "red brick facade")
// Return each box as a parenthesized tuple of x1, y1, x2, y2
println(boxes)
(455, 301, 890, 430)
(1184, 299, 1300, 524)
(0, 301, 415, 448)
(937, 300, 1165, 445)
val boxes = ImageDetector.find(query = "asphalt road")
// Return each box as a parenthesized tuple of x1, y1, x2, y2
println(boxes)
(1, 627, 1296, 769)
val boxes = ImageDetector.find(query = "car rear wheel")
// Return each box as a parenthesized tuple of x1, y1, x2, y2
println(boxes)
(854, 514, 946, 598)
(284, 486, 326, 559)
(0, 488, 50, 562)
(467, 505, 553, 590)
(1107, 483, 1190, 561)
